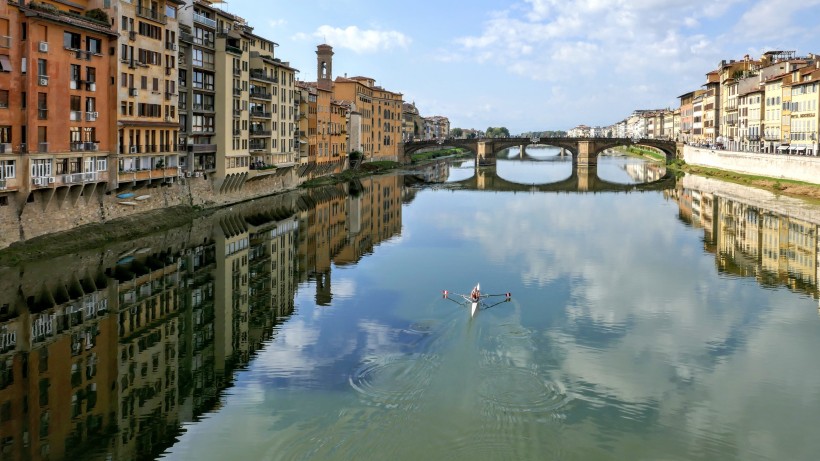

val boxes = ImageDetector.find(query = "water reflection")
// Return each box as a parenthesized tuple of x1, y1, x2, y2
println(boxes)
(669, 174, 820, 301)
(0, 163, 819, 460)
(0, 175, 403, 461)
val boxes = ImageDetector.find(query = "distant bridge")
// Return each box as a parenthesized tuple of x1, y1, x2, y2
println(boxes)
(404, 137, 681, 165)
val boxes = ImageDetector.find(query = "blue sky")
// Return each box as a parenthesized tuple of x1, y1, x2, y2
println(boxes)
(216, 0, 820, 133)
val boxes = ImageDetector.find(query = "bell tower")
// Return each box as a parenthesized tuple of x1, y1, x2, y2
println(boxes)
(316, 44, 334, 91)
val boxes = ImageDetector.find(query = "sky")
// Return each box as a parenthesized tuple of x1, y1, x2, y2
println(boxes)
(214, 0, 820, 133)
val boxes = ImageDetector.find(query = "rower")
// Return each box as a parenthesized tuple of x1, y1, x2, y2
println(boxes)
(471, 286, 480, 301)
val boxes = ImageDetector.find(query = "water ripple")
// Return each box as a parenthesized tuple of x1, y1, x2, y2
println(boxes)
(477, 367, 571, 416)
(349, 353, 438, 409)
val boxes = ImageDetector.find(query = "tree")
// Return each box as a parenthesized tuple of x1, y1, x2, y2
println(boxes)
(450, 128, 463, 138)
(85, 8, 110, 24)
(485, 127, 510, 138)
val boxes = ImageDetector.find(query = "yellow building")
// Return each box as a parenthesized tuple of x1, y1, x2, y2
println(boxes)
(738, 88, 763, 151)
(763, 73, 787, 152)
(788, 66, 820, 155)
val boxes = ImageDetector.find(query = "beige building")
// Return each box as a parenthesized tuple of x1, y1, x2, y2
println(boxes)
(97, 0, 184, 190)
(788, 66, 820, 155)
(402, 102, 424, 142)
(763, 74, 787, 152)
(738, 88, 763, 151)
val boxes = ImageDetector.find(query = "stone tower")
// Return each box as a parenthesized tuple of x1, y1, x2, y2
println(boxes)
(316, 44, 334, 91)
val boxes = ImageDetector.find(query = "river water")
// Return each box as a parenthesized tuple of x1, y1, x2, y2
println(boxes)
(1, 149, 819, 460)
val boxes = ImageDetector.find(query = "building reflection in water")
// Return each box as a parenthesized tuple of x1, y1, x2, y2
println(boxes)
(0, 174, 404, 461)
(667, 178, 819, 302)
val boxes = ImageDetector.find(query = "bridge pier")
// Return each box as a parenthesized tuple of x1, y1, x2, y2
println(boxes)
(477, 141, 495, 166)
(577, 140, 597, 166)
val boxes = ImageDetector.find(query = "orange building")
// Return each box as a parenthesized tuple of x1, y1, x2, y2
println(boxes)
(0, 0, 118, 209)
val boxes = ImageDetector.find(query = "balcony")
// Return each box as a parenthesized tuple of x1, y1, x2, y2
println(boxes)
(233, 67, 241, 76)
(38, 142, 49, 153)
(192, 37, 215, 48)
(118, 167, 179, 182)
(180, 32, 193, 44)
(249, 129, 271, 137)
(136, 6, 167, 25)
(249, 90, 272, 101)
(193, 12, 216, 28)
(225, 44, 242, 55)
(189, 143, 217, 153)
(70, 110, 83, 121)
(70, 142, 100, 152)
(249, 69, 277, 83)
(249, 109, 271, 118)
(61, 172, 101, 184)
(249, 143, 267, 152)
(192, 104, 214, 112)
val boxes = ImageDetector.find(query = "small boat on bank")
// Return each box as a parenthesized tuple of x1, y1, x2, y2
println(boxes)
(116, 192, 135, 199)
(119, 201, 137, 206)
(135, 195, 151, 201)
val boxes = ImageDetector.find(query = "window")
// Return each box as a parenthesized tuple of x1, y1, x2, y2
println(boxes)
(0, 160, 15, 179)
(37, 93, 47, 120)
(0, 91, 7, 109)
(86, 37, 102, 54)
(0, 55, 10, 72)
(37, 59, 47, 77)
(63, 31, 81, 49)
(86, 67, 96, 84)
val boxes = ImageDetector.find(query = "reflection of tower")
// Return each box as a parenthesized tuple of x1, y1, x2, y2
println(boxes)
(316, 270, 332, 306)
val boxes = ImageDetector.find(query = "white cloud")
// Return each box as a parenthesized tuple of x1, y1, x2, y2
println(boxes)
(268, 19, 286, 28)
(293, 25, 411, 54)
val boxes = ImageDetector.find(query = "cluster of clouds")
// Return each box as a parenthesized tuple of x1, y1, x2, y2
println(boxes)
(281, 0, 818, 128)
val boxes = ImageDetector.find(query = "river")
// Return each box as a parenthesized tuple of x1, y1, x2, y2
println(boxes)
(1, 148, 819, 460)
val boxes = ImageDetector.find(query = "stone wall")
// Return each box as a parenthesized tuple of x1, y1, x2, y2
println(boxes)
(683, 146, 820, 185)
(0, 166, 307, 250)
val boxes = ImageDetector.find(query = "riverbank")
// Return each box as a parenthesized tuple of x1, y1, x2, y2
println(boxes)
(616, 145, 820, 202)
(0, 205, 206, 267)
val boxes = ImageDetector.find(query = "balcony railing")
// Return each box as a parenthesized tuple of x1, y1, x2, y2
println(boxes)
(70, 110, 83, 121)
(249, 109, 271, 118)
(225, 44, 242, 55)
(192, 13, 216, 28)
(249, 69, 277, 83)
(61, 172, 99, 184)
(70, 142, 100, 152)
(249, 129, 271, 137)
(136, 6, 167, 25)
(249, 90, 272, 100)
(117, 167, 179, 182)
(192, 104, 214, 112)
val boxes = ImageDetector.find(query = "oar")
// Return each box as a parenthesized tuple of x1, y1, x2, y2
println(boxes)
(482, 292, 512, 298)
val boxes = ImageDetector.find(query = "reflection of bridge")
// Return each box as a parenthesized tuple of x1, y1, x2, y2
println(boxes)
(405, 137, 681, 165)
(418, 158, 676, 193)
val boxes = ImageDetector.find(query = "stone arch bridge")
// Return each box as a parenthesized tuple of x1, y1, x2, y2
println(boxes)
(404, 137, 682, 165)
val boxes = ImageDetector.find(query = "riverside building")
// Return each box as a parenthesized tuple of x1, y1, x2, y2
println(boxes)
(0, 0, 117, 208)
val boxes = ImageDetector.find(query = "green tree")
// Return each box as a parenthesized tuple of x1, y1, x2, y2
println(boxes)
(450, 128, 464, 138)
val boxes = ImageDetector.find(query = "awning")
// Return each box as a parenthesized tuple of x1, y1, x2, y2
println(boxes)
(777, 145, 789, 150)
(795, 146, 806, 150)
